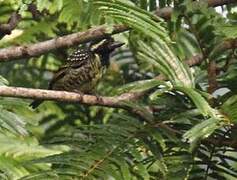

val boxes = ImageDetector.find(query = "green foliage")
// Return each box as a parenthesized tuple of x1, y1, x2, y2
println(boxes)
(0, 132, 60, 179)
(221, 95, 237, 122)
(0, 0, 237, 179)
(95, 0, 194, 88)
(116, 79, 167, 93)
(215, 25, 237, 39)
(0, 77, 28, 136)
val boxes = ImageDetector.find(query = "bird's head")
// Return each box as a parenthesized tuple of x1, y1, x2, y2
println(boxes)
(90, 38, 124, 66)
(91, 38, 124, 54)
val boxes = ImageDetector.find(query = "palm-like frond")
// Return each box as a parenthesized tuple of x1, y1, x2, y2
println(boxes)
(0, 0, 236, 179)
(95, 0, 194, 88)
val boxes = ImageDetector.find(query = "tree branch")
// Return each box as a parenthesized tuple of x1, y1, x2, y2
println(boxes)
(0, 12, 21, 39)
(0, 86, 154, 122)
(208, 60, 218, 94)
(27, 3, 42, 20)
(0, 0, 235, 62)
(0, 25, 129, 62)
(207, 0, 237, 7)
(155, 0, 236, 19)
(0, 86, 144, 108)
(0, 3, 42, 39)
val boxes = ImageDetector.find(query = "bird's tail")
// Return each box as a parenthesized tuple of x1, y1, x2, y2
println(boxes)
(29, 100, 43, 109)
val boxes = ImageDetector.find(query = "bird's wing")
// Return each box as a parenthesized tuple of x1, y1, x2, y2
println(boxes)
(68, 47, 94, 69)
(48, 48, 93, 89)
(67, 47, 92, 63)
(48, 66, 67, 89)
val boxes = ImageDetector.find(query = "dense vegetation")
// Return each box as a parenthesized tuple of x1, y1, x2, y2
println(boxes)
(0, 0, 236, 179)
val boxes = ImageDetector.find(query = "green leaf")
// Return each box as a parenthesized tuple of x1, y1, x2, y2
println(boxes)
(0, 75, 9, 86)
(95, 0, 194, 87)
(175, 86, 217, 117)
(134, 163, 150, 180)
(116, 79, 167, 94)
(36, 0, 51, 12)
(214, 25, 237, 39)
(0, 109, 28, 136)
(15, 20, 57, 43)
(0, 134, 60, 158)
(221, 95, 237, 123)
(0, 155, 29, 179)
(183, 117, 224, 143)
(58, 0, 84, 29)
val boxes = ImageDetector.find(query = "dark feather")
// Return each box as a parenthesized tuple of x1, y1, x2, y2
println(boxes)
(66, 47, 91, 63)
(48, 67, 67, 90)
(29, 100, 43, 109)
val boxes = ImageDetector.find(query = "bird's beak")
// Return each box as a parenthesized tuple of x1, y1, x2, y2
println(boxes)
(109, 41, 125, 50)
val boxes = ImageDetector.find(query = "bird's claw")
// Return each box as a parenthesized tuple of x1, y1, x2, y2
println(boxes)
(95, 94, 103, 103)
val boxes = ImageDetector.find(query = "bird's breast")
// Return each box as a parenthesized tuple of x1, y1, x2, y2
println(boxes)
(53, 54, 105, 93)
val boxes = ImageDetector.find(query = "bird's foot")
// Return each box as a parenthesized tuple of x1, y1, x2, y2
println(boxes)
(94, 93, 103, 103)
(72, 89, 84, 100)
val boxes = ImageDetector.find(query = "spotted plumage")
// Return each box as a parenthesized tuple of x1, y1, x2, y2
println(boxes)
(66, 48, 90, 62)
(30, 38, 124, 109)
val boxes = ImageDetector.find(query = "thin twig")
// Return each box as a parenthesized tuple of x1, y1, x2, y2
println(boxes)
(207, 0, 236, 7)
(155, 0, 236, 19)
(0, 12, 21, 39)
(28, 3, 42, 20)
(208, 60, 218, 94)
(0, 3, 42, 39)
(204, 144, 216, 180)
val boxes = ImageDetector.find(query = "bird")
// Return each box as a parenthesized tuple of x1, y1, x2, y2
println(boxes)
(30, 38, 124, 109)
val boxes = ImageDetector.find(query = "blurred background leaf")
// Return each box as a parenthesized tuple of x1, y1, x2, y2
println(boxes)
(0, 0, 236, 179)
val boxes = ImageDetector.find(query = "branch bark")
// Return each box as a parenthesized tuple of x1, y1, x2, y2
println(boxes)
(0, 25, 129, 62)
(155, 0, 236, 19)
(0, 12, 21, 39)
(208, 60, 218, 94)
(207, 0, 237, 7)
(0, 86, 143, 108)
(0, 86, 154, 122)
(0, 4, 42, 39)
(28, 3, 42, 20)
